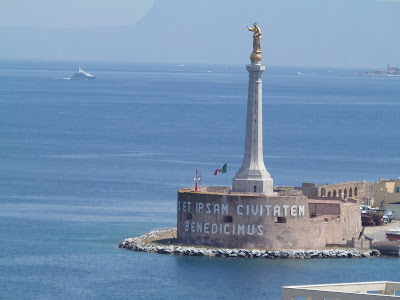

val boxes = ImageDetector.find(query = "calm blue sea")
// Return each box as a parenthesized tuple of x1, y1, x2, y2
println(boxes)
(1, 60, 400, 299)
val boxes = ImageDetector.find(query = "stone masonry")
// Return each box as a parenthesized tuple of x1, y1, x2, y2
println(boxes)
(232, 62, 274, 195)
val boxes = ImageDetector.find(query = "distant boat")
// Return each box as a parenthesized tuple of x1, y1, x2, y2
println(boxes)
(297, 71, 317, 76)
(71, 67, 95, 80)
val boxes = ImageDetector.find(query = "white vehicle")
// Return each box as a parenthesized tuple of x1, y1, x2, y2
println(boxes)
(360, 205, 372, 214)
(383, 215, 389, 224)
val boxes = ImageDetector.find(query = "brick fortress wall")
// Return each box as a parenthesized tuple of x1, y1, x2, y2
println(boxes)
(177, 187, 361, 250)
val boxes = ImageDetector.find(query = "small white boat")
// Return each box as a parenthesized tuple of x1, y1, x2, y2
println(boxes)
(71, 67, 95, 80)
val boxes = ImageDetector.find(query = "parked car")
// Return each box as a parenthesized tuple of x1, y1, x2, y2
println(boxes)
(360, 205, 372, 214)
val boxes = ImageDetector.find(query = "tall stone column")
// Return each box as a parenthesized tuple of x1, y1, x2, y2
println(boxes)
(232, 61, 275, 195)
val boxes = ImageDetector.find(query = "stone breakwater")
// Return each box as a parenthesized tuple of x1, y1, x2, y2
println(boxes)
(119, 228, 381, 259)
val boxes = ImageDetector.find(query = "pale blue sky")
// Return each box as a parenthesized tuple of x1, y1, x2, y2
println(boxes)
(1, 0, 400, 67)
(0, 0, 155, 28)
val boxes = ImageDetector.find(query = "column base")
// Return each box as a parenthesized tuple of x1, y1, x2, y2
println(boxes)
(232, 177, 276, 195)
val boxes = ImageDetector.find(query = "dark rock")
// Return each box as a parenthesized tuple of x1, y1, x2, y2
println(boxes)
(238, 252, 247, 258)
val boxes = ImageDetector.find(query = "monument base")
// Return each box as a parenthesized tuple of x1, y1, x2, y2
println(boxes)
(232, 177, 276, 195)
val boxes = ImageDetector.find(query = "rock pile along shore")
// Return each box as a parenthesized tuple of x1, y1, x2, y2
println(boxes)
(119, 228, 381, 259)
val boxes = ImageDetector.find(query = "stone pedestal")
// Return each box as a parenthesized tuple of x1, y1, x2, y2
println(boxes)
(232, 62, 275, 195)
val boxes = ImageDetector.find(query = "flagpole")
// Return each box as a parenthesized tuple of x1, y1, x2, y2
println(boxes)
(225, 163, 228, 193)
(195, 169, 198, 191)
(214, 163, 228, 193)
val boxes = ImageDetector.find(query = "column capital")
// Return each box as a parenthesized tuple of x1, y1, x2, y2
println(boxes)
(246, 64, 265, 72)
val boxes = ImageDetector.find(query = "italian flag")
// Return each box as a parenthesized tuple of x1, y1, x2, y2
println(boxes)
(214, 163, 227, 175)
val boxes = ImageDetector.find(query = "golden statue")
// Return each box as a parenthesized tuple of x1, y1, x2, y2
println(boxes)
(247, 22, 262, 62)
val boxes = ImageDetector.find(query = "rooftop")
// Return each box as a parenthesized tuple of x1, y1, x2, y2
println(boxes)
(282, 281, 400, 299)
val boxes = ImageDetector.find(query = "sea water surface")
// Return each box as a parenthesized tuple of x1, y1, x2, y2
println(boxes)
(1, 60, 400, 299)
